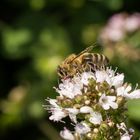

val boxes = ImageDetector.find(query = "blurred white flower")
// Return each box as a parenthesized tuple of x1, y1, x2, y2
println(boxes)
(60, 128, 75, 140)
(100, 13, 126, 42)
(100, 13, 140, 42)
(89, 111, 102, 125)
(105, 28, 125, 42)
(99, 93, 118, 110)
(125, 13, 140, 32)
(108, 13, 125, 30)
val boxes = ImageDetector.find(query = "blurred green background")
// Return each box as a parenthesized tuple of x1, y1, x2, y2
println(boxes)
(0, 0, 140, 140)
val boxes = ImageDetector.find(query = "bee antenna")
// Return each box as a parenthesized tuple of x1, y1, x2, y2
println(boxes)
(91, 42, 99, 47)
(69, 43, 98, 63)
(86, 42, 99, 51)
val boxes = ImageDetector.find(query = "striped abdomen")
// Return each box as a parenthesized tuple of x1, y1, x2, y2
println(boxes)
(82, 53, 109, 71)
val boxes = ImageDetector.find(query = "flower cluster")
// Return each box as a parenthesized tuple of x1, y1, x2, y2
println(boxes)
(44, 66, 140, 140)
(100, 13, 140, 42)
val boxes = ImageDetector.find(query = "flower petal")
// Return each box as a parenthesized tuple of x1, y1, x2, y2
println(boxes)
(75, 122, 91, 134)
(80, 106, 93, 114)
(81, 72, 95, 85)
(95, 70, 108, 83)
(120, 134, 131, 140)
(60, 128, 75, 140)
(111, 74, 124, 88)
(99, 94, 118, 110)
(89, 112, 102, 125)
(125, 89, 140, 99)
(49, 108, 67, 122)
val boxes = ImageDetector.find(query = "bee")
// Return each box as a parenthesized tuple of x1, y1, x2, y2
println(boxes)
(57, 46, 109, 79)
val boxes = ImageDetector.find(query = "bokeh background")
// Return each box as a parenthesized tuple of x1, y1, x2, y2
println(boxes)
(0, 0, 140, 140)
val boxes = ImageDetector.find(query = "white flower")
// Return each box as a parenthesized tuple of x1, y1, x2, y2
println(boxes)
(45, 98, 67, 122)
(89, 111, 102, 125)
(80, 106, 93, 114)
(110, 74, 124, 88)
(66, 108, 79, 123)
(127, 89, 140, 99)
(117, 85, 131, 97)
(95, 68, 124, 88)
(117, 122, 133, 140)
(56, 78, 82, 99)
(117, 85, 140, 99)
(95, 70, 109, 83)
(60, 128, 75, 140)
(47, 99, 58, 107)
(49, 108, 67, 122)
(66, 108, 79, 115)
(75, 122, 91, 134)
(105, 68, 124, 88)
(106, 67, 115, 77)
(120, 133, 131, 140)
(99, 93, 118, 110)
(80, 72, 95, 85)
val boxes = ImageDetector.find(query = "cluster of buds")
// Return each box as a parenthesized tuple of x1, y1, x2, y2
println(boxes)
(44, 65, 140, 140)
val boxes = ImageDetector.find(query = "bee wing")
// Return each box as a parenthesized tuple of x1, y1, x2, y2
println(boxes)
(70, 44, 97, 63)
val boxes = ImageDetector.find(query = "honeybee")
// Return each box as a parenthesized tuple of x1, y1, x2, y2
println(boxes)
(57, 46, 109, 79)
